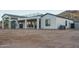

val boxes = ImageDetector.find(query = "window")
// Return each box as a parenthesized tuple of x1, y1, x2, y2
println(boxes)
(65, 20, 67, 26)
(45, 19, 50, 26)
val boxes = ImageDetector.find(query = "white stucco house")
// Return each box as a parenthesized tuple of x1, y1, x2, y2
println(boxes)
(2, 13, 74, 29)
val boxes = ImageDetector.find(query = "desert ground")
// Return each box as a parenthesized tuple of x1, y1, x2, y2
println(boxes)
(0, 29, 79, 48)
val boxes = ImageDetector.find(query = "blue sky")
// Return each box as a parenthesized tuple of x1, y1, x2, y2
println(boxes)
(0, 10, 64, 20)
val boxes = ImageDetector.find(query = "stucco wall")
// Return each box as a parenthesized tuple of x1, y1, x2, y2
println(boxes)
(41, 14, 74, 29)
(41, 14, 57, 29)
(56, 17, 74, 29)
(75, 21, 79, 29)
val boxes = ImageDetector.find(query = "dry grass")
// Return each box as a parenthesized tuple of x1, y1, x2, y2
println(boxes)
(0, 29, 79, 48)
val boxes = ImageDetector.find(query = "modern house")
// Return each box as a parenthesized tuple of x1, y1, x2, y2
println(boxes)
(2, 13, 74, 29)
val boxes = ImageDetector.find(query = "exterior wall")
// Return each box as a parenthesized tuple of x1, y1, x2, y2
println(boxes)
(41, 14, 74, 29)
(41, 14, 56, 29)
(55, 17, 73, 29)
(74, 21, 79, 29)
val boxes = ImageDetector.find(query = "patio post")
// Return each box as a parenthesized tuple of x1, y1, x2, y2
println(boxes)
(37, 18, 39, 29)
(8, 17, 11, 29)
(25, 19, 27, 29)
(16, 20, 19, 29)
(2, 18, 4, 29)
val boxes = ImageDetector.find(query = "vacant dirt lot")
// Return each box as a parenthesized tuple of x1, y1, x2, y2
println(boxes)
(0, 29, 79, 48)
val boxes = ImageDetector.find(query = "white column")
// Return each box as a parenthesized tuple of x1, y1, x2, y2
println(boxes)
(37, 18, 39, 29)
(16, 20, 19, 29)
(9, 20, 11, 29)
(2, 18, 4, 29)
(25, 19, 27, 29)
(33, 22, 35, 29)
(8, 17, 11, 29)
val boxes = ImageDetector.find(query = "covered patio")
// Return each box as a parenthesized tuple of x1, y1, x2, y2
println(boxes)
(18, 17, 40, 29)
(2, 14, 41, 29)
(27, 19, 37, 29)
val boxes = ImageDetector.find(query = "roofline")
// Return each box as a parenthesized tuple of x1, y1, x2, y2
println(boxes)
(2, 13, 74, 21)
(2, 13, 27, 18)
(41, 13, 74, 21)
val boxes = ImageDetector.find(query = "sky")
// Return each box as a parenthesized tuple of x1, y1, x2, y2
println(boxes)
(0, 10, 64, 21)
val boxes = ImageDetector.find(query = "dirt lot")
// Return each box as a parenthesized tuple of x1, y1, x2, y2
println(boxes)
(0, 29, 79, 48)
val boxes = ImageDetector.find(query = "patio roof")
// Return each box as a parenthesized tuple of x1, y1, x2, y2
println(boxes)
(2, 14, 27, 18)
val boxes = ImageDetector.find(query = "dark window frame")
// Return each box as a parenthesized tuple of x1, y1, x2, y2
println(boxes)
(45, 19, 50, 26)
(65, 20, 67, 26)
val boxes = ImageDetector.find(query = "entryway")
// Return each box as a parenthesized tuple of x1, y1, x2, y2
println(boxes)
(19, 24, 23, 28)
(70, 23, 75, 29)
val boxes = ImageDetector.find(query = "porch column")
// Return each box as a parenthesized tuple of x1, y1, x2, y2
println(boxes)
(2, 18, 4, 29)
(16, 20, 19, 29)
(37, 18, 39, 29)
(8, 17, 11, 29)
(25, 19, 27, 29)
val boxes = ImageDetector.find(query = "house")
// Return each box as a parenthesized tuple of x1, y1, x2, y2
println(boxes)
(1, 13, 74, 29)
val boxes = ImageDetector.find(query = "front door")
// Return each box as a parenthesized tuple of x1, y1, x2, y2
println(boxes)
(70, 23, 75, 29)
(19, 24, 23, 28)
